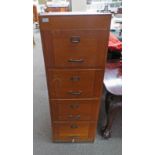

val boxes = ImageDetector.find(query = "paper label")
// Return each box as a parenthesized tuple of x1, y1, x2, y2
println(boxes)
(42, 18, 49, 23)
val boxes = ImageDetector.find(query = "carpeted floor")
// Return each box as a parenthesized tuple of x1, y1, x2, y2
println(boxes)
(33, 29, 122, 155)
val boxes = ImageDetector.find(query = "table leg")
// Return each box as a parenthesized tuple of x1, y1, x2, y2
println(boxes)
(101, 91, 112, 139)
(101, 92, 122, 139)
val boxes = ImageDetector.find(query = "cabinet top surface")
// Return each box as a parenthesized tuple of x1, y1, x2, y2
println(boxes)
(39, 12, 111, 16)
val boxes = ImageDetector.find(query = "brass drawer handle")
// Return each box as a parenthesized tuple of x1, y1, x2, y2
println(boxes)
(70, 124, 78, 129)
(68, 115, 81, 120)
(70, 36, 80, 43)
(70, 104, 79, 109)
(68, 59, 84, 63)
(70, 76, 80, 81)
(68, 91, 82, 95)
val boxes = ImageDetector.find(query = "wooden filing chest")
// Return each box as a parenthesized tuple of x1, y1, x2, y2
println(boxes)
(39, 12, 111, 143)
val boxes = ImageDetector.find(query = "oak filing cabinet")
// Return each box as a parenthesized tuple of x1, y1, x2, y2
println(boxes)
(39, 12, 111, 142)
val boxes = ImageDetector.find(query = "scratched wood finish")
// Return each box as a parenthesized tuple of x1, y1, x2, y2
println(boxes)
(41, 30, 109, 68)
(50, 99, 100, 121)
(39, 13, 111, 142)
(47, 69, 104, 99)
(39, 13, 111, 30)
(52, 121, 97, 142)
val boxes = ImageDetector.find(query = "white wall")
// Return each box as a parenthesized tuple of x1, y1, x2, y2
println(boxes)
(71, 0, 87, 11)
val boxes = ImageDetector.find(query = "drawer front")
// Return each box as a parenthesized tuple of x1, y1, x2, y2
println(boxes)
(50, 99, 100, 121)
(39, 14, 111, 30)
(41, 30, 109, 68)
(48, 69, 104, 99)
(53, 121, 96, 142)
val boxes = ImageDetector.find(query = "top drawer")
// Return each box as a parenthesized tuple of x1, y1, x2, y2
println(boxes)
(41, 29, 109, 68)
(39, 14, 111, 30)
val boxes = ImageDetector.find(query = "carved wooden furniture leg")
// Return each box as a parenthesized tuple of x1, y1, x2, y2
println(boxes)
(103, 103, 121, 139)
(35, 22, 39, 29)
(33, 36, 35, 46)
(101, 91, 111, 138)
(101, 92, 122, 139)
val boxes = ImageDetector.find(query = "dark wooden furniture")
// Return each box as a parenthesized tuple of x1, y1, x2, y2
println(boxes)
(45, 6, 69, 12)
(33, 5, 38, 23)
(33, 4, 39, 45)
(101, 61, 122, 138)
(39, 12, 111, 142)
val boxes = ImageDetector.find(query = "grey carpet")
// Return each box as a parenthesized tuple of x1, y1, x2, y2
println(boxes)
(33, 29, 122, 155)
